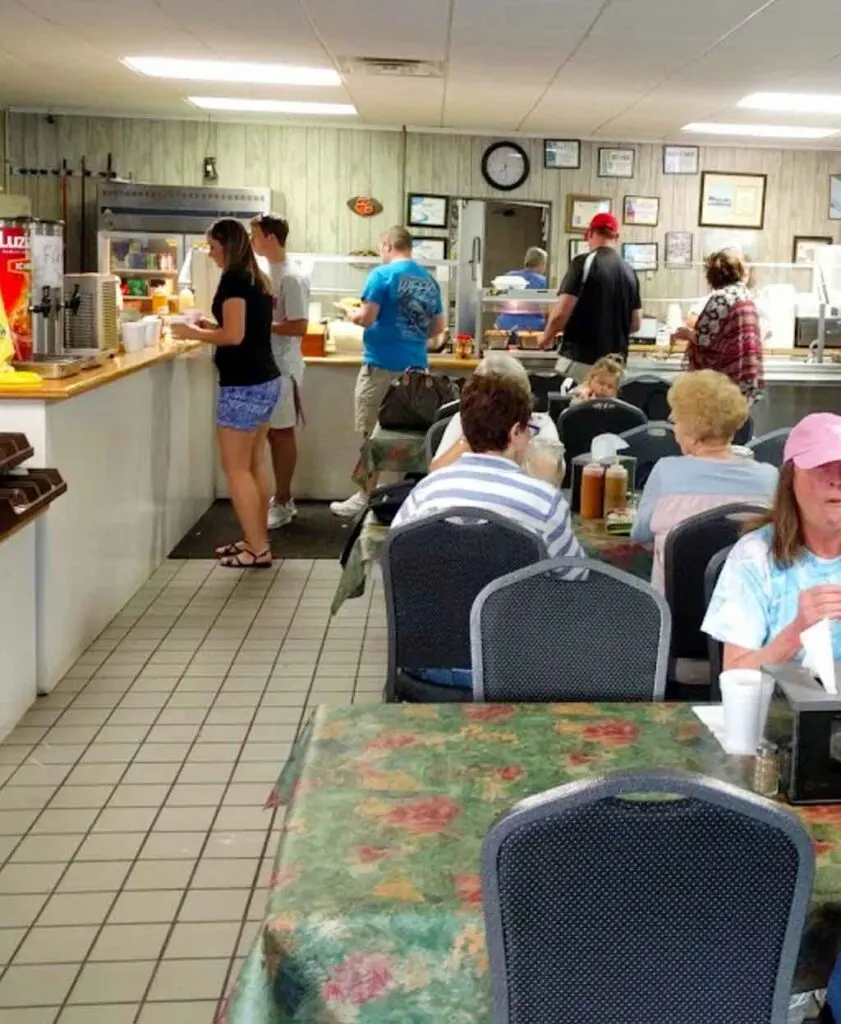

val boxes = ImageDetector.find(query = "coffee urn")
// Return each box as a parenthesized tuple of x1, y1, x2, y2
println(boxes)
(0, 218, 65, 360)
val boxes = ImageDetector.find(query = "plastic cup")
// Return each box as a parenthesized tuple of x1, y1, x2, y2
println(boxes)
(719, 669, 773, 755)
(525, 438, 565, 487)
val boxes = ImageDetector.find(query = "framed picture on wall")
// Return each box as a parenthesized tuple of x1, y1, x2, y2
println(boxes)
(598, 147, 635, 178)
(663, 145, 699, 175)
(622, 242, 658, 271)
(544, 139, 581, 169)
(665, 231, 693, 267)
(568, 238, 590, 262)
(698, 171, 767, 229)
(407, 193, 449, 229)
(411, 236, 449, 261)
(792, 235, 832, 265)
(566, 195, 612, 233)
(623, 195, 660, 227)
(700, 228, 762, 263)
(830, 176, 841, 220)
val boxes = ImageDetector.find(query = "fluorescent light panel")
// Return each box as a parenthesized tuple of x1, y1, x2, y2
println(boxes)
(739, 92, 841, 114)
(682, 121, 839, 139)
(123, 56, 341, 87)
(188, 97, 357, 116)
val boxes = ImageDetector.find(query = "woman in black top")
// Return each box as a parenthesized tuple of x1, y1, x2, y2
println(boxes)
(172, 219, 280, 568)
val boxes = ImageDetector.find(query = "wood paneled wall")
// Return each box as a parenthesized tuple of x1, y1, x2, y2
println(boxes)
(6, 112, 841, 300)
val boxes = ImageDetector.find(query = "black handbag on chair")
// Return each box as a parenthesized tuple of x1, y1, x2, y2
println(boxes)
(378, 368, 460, 432)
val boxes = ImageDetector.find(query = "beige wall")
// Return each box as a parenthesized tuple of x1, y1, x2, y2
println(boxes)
(6, 112, 841, 299)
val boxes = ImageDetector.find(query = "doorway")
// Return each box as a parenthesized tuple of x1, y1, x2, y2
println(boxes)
(483, 201, 548, 286)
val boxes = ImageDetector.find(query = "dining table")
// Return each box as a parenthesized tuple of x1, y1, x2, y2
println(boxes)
(351, 425, 428, 492)
(220, 702, 841, 1023)
(331, 511, 654, 615)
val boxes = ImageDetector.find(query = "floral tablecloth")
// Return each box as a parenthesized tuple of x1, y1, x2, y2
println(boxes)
(331, 513, 653, 615)
(351, 426, 428, 492)
(220, 703, 841, 1023)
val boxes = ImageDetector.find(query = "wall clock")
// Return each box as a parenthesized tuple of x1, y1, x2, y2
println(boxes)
(481, 141, 530, 192)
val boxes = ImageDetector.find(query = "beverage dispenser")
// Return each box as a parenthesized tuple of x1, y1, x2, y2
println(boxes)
(0, 218, 65, 360)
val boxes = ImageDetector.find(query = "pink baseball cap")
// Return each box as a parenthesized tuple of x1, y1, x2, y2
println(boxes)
(589, 212, 619, 235)
(784, 413, 841, 469)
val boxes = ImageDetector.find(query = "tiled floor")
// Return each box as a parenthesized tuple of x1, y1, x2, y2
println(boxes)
(0, 558, 384, 1022)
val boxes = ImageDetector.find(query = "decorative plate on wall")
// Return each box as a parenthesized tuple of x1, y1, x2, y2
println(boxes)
(347, 196, 383, 218)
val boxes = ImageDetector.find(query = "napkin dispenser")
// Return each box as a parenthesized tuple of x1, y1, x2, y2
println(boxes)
(764, 662, 841, 804)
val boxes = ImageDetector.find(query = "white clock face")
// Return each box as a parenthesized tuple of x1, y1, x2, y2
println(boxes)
(485, 145, 527, 189)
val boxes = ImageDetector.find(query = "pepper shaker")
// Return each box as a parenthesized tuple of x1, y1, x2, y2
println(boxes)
(753, 741, 779, 798)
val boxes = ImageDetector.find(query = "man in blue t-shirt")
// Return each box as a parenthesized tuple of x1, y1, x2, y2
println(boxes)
(331, 225, 445, 518)
(495, 246, 549, 334)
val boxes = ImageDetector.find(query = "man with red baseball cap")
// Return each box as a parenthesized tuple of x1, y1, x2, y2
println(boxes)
(540, 211, 642, 381)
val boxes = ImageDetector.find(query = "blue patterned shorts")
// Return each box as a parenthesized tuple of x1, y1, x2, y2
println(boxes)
(217, 379, 282, 431)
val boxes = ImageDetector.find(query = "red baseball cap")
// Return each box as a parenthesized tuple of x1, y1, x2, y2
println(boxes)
(589, 212, 619, 234)
(784, 413, 841, 469)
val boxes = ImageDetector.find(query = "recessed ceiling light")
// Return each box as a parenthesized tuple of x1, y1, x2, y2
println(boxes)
(188, 97, 358, 116)
(739, 92, 841, 114)
(682, 122, 839, 139)
(123, 57, 341, 87)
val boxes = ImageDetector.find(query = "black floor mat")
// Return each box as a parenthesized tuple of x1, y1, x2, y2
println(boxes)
(169, 500, 354, 560)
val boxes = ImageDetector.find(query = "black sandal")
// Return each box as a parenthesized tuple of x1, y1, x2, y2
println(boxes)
(219, 547, 272, 570)
(215, 541, 246, 558)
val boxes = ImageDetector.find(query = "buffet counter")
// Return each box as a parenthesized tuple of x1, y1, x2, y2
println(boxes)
(0, 342, 216, 693)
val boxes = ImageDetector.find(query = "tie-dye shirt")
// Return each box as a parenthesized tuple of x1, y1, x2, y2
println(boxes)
(703, 525, 841, 658)
(630, 455, 778, 592)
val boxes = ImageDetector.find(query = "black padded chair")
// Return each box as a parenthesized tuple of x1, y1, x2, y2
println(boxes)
(424, 415, 455, 465)
(381, 508, 547, 703)
(734, 413, 755, 446)
(704, 545, 733, 701)
(618, 374, 671, 421)
(619, 422, 681, 490)
(546, 391, 572, 423)
(557, 398, 647, 486)
(434, 399, 460, 423)
(528, 372, 565, 414)
(748, 427, 791, 468)
(471, 559, 670, 702)
(482, 769, 814, 1024)
(664, 503, 767, 694)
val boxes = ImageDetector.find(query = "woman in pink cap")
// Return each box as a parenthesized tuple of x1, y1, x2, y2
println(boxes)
(703, 413, 841, 667)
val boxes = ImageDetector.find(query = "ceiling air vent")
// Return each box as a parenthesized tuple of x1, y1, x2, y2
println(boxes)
(339, 57, 444, 79)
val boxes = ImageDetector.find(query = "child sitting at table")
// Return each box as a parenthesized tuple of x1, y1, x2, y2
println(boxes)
(568, 355, 624, 405)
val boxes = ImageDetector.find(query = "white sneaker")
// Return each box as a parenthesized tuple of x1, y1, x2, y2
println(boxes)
(329, 492, 368, 519)
(268, 499, 296, 530)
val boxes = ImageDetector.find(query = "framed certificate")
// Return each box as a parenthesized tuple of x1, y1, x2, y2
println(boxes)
(598, 147, 635, 178)
(792, 235, 832, 265)
(664, 231, 693, 267)
(623, 195, 660, 227)
(411, 236, 449, 261)
(830, 176, 841, 220)
(407, 193, 450, 229)
(566, 195, 612, 233)
(698, 172, 767, 230)
(622, 242, 658, 271)
(663, 145, 699, 175)
(544, 139, 581, 169)
(568, 238, 590, 262)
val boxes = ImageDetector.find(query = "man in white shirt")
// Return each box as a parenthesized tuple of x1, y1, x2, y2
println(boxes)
(251, 216, 311, 529)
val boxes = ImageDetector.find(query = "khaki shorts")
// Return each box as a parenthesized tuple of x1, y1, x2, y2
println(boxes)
(270, 374, 303, 430)
(354, 364, 395, 436)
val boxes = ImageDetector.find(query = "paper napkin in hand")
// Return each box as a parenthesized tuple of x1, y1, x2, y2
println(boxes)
(801, 618, 837, 694)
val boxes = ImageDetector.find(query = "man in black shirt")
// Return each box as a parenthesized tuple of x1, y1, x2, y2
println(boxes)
(540, 213, 642, 380)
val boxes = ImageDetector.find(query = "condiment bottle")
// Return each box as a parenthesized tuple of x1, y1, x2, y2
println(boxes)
(753, 741, 779, 797)
(603, 459, 629, 516)
(151, 285, 169, 315)
(580, 461, 605, 520)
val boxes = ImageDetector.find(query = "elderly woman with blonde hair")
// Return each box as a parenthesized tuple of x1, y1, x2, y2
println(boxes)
(631, 369, 778, 593)
(429, 352, 559, 471)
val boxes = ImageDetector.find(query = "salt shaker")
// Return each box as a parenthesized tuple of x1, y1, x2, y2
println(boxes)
(753, 741, 779, 797)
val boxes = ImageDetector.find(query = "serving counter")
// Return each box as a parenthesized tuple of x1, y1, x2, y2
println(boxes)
(294, 348, 841, 499)
(0, 343, 216, 693)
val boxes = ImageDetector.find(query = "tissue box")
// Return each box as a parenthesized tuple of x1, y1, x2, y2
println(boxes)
(570, 454, 637, 515)
(764, 662, 841, 804)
